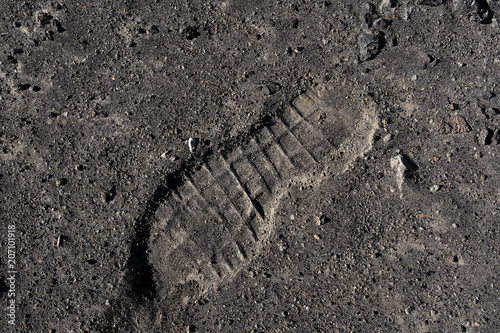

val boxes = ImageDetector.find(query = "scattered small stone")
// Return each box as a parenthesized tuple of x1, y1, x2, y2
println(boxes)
(37, 12, 53, 26)
(278, 239, 289, 252)
(17, 83, 31, 91)
(452, 223, 459, 228)
(186, 324, 197, 332)
(449, 103, 458, 111)
(99, 192, 107, 204)
(57, 235, 62, 248)
(55, 178, 67, 186)
(313, 234, 321, 240)
(453, 0, 492, 23)
(247, 33, 261, 41)
(372, 18, 389, 30)
(477, 92, 494, 109)
(262, 82, 281, 95)
(188, 138, 198, 153)
(314, 214, 329, 226)
(417, 0, 443, 6)
(493, 129, 500, 145)
(358, 32, 382, 62)
(429, 185, 440, 193)
(391, 154, 417, 179)
(360, 3, 380, 30)
(149, 25, 159, 35)
(390, 154, 417, 193)
(170, 155, 178, 162)
(436, 114, 471, 134)
(449, 255, 458, 263)
(478, 127, 492, 145)
(380, 0, 398, 10)
(483, 107, 498, 118)
(182, 26, 200, 40)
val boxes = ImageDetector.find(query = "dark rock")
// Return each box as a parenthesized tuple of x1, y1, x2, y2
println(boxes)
(436, 115, 471, 134)
(18, 83, 31, 91)
(358, 32, 383, 61)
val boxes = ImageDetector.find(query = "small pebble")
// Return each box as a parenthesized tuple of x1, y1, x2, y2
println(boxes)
(429, 185, 440, 193)
(55, 178, 67, 186)
(382, 133, 392, 142)
(188, 138, 198, 153)
(313, 234, 321, 240)
(278, 239, 289, 251)
(478, 128, 491, 145)
(314, 215, 325, 226)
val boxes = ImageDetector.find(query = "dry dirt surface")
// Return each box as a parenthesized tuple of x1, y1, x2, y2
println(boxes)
(1, 0, 499, 332)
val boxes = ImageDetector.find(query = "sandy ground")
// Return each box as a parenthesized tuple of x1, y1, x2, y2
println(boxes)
(1, 0, 499, 332)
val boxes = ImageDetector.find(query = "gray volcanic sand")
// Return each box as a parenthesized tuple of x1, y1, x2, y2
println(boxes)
(0, 1, 499, 332)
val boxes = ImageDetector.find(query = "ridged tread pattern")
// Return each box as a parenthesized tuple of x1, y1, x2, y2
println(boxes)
(149, 86, 379, 302)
